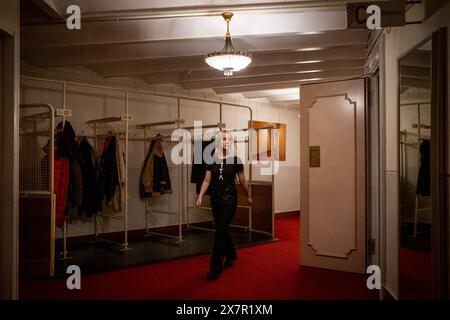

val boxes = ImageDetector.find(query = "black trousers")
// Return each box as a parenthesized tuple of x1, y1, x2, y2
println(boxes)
(210, 189, 237, 273)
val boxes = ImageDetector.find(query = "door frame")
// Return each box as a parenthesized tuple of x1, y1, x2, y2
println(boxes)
(366, 69, 381, 269)
(0, 28, 20, 300)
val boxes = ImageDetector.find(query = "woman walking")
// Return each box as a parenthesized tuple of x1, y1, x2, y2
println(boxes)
(196, 131, 252, 280)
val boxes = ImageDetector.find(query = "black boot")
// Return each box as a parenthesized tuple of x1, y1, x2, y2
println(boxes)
(207, 271, 220, 281)
(224, 256, 237, 267)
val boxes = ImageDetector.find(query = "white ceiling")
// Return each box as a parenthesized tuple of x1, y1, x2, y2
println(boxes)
(22, 0, 369, 106)
(37, 0, 359, 15)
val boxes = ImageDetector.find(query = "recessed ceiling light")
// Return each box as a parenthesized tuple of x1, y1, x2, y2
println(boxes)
(300, 31, 324, 35)
(300, 70, 323, 73)
(303, 78, 323, 81)
(297, 47, 322, 52)
(296, 60, 323, 64)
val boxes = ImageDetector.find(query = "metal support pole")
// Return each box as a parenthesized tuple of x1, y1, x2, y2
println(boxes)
(63, 219, 67, 259)
(144, 126, 149, 233)
(271, 130, 275, 238)
(219, 103, 222, 126)
(62, 82, 66, 128)
(186, 159, 190, 230)
(413, 103, 422, 238)
(177, 98, 183, 242)
(49, 105, 56, 274)
(61, 82, 71, 256)
(93, 122, 98, 239)
(247, 106, 253, 233)
(123, 91, 130, 250)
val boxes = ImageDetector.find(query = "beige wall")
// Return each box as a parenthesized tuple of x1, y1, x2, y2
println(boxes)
(381, 1, 450, 298)
(0, 0, 20, 300)
(20, 77, 300, 238)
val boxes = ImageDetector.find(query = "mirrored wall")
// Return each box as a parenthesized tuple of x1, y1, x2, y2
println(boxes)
(398, 39, 432, 300)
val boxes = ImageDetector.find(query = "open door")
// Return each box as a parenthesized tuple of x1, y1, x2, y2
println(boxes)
(300, 78, 366, 273)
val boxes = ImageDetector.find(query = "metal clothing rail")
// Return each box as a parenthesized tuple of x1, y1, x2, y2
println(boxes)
(136, 119, 183, 129)
(137, 117, 184, 242)
(36, 81, 72, 262)
(20, 76, 257, 246)
(182, 123, 226, 131)
(88, 107, 131, 252)
(23, 83, 72, 263)
(184, 124, 254, 234)
(19, 103, 56, 276)
(21, 76, 254, 112)
(21, 76, 254, 181)
(21, 75, 254, 179)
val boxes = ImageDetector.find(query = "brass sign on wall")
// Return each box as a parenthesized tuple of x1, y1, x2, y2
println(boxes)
(309, 146, 320, 168)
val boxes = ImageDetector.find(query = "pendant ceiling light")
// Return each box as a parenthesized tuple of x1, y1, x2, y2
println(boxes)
(205, 12, 252, 76)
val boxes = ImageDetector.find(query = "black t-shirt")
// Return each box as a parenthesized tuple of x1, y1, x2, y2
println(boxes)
(206, 156, 244, 192)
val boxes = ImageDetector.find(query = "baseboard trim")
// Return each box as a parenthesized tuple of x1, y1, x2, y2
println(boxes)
(275, 210, 300, 218)
(382, 285, 398, 300)
(58, 211, 299, 249)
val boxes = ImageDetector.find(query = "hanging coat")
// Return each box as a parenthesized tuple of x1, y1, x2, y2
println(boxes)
(416, 139, 431, 196)
(56, 121, 83, 208)
(54, 155, 70, 227)
(98, 136, 119, 203)
(78, 138, 102, 216)
(112, 134, 126, 211)
(42, 144, 70, 228)
(190, 139, 215, 195)
(140, 139, 172, 197)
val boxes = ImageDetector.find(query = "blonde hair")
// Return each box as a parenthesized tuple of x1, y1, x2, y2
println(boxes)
(214, 129, 237, 158)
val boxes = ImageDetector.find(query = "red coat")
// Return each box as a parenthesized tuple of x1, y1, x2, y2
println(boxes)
(54, 156, 70, 227)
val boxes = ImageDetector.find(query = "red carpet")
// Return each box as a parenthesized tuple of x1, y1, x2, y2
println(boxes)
(399, 248, 432, 300)
(20, 216, 377, 300)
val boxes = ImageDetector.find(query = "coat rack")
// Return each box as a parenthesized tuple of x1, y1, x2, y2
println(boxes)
(20, 76, 280, 260)
(136, 117, 185, 242)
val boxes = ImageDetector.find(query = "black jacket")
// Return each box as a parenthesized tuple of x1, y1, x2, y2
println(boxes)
(78, 138, 102, 216)
(98, 136, 119, 202)
(140, 139, 172, 197)
(190, 139, 215, 195)
(416, 139, 431, 196)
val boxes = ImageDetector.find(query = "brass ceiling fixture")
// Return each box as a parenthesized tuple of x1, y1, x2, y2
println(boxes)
(205, 12, 252, 76)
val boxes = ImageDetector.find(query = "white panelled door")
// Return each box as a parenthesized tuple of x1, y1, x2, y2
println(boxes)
(300, 78, 366, 273)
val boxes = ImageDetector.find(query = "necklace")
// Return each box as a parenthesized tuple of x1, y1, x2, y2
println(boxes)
(219, 163, 224, 180)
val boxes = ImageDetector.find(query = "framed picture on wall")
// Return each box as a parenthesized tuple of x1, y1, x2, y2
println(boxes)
(249, 120, 286, 161)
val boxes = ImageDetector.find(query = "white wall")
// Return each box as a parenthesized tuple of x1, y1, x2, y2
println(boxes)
(380, 1, 450, 299)
(20, 77, 300, 238)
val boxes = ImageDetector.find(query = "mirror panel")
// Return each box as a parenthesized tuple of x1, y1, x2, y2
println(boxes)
(399, 39, 432, 300)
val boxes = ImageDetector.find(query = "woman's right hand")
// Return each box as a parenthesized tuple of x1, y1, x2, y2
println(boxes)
(196, 196, 202, 208)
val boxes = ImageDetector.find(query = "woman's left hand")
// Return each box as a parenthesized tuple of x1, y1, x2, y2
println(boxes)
(247, 197, 253, 206)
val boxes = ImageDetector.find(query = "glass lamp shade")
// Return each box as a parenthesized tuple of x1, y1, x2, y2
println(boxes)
(205, 52, 252, 76)
(205, 13, 252, 76)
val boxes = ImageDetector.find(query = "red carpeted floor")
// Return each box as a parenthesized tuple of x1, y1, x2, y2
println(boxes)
(399, 248, 432, 300)
(20, 216, 377, 300)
